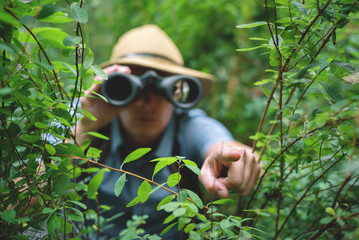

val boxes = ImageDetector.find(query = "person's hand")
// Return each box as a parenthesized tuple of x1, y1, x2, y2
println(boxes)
(79, 64, 131, 132)
(199, 143, 261, 198)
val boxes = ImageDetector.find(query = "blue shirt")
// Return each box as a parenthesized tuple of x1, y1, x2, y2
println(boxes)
(93, 109, 234, 239)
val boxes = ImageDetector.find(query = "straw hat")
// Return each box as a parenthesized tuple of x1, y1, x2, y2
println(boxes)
(100, 24, 214, 95)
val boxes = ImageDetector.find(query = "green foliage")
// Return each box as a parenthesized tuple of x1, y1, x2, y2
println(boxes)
(237, 0, 359, 239)
(1, 0, 358, 239)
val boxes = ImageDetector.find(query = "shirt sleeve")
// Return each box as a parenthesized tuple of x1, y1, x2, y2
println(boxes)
(177, 109, 234, 166)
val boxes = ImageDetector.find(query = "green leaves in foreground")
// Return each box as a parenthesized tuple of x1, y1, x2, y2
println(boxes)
(121, 148, 152, 168)
(114, 173, 127, 197)
(88, 168, 109, 199)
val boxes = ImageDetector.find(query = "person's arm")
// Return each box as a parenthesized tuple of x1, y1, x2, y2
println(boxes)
(199, 141, 261, 198)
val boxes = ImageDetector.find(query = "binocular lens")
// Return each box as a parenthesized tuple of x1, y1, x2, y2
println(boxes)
(101, 71, 202, 109)
(104, 75, 132, 101)
(172, 79, 199, 104)
(101, 73, 142, 106)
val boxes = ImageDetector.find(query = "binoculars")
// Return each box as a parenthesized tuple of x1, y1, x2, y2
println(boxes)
(101, 70, 203, 109)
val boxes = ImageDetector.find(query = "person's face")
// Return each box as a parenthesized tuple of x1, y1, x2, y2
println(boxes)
(117, 67, 175, 147)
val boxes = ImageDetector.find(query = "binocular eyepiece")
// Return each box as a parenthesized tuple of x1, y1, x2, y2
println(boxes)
(100, 70, 203, 109)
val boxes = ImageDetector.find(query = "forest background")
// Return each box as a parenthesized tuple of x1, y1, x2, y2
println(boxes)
(1, 0, 359, 239)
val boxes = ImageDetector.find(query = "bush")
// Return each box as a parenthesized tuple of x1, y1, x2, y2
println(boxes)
(1, 0, 358, 239)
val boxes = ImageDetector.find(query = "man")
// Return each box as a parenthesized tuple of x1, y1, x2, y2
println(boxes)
(75, 24, 261, 239)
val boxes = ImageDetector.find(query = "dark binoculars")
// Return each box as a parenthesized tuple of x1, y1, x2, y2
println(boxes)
(100, 70, 203, 109)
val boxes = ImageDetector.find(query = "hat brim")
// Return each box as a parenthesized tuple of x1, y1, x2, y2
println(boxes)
(100, 56, 214, 96)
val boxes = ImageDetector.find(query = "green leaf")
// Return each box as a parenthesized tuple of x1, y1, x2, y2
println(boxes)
(68, 200, 87, 210)
(295, 63, 314, 79)
(0, 9, 21, 28)
(331, 61, 356, 73)
(22, 27, 69, 48)
(184, 164, 201, 176)
(161, 222, 177, 236)
(167, 172, 181, 187)
(45, 143, 56, 155)
(289, 113, 301, 121)
(87, 90, 108, 102)
(249, 132, 267, 141)
(45, 163, 58, 170)
(178, 216, 191, 230)
(47, 212, 59, 236)
(320, 83, 344, 103)
(211, 199, 236, 205)
(67, 210, 84, 222)
(42, 208, 54, 214)
(182, 159, 197, 167)
(186, 189, 203, 209)
(184, 223, 195, 233)
(220, 219, 233, 229)
(261, 85, 271, 98)
(325, 207, 336, 216)
(87, 131, 110, 140)
(164, 214, 176, 224)
(91, 65, 108, 80)
(320, 216, 334, 224)
(254, 79, 273, 86)
(126, 180, 152, 207)
(38, 4, 57, 19)
(269, 34, 283, 49)
(60, 218, 73, 234)
(236, 45, 264, 52)
(88, 168, 108, 199)
(114, 173, 127, 197)
(291, 0, 307, 15)
(70, 3, 88, 23)
(22, 134, 41, 143)
(63, 35, 82, 47)
(173, 207, 186, 217)
(55, 143, 84, 158)
(1, 209, 16, 223)
(189, 231, 201, 240)
(157, 194, 175, 211)
(35, 122, 49, 129)
(138, 180, 151, 197)
(39, 11, 74, 23)
(55, 116, 72, 128)
(159, 201, 181, 212)
(256, 210, 271, 217)
(152, 157, 177, 179)
(236, 21, 267, 29)
(0, 87, 13, 96)
(86, 147, 102, 159)
(53, 175, 69, 195)
(82, 109, 97, 121)
(82, 69, 94, 91)
(122, 148, 151, 166)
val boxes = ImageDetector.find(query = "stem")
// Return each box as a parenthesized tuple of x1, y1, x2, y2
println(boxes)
(276, 74, 284, 232)
(332, 175, 351, 209)
(58, 155, 211, 211)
